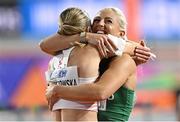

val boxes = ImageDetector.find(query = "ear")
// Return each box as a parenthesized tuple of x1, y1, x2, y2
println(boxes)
(119, 31, 125, 37)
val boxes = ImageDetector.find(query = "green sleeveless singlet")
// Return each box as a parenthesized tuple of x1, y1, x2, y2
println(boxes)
(98, 86, 135, 121)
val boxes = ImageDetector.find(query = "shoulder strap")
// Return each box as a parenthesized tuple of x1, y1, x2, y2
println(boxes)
(62, 47, 75, 67)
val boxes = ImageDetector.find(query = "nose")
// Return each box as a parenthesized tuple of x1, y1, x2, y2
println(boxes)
(98, 19, 105, 26)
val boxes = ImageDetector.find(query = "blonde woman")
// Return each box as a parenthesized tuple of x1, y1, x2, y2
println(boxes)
(43, 7, 152, 121)
(45, 7, 99, 121)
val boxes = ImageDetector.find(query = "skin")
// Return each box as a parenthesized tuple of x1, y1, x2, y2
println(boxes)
(39, 28, 151, 62)
(40, 33, 150, 64)
(49, 44, 101, 121)
(46, 9, 137, 120)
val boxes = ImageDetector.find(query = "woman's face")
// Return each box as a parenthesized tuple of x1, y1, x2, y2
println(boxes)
(92, 9, 123, 37)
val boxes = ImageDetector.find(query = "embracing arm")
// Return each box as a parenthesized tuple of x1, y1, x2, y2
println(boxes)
(39, 33, 80, 55)
(39, 32, 117, 57)
(39, 33, 152, 62)
(51, 54, 136, 101)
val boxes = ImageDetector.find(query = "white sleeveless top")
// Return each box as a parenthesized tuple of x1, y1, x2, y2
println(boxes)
(45, 47, 98, 112)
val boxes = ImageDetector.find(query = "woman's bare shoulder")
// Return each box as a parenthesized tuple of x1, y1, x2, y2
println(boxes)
(110, 54, 136, 70)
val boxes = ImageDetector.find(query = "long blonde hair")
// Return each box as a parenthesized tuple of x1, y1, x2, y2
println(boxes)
(58, 7, 91, 35)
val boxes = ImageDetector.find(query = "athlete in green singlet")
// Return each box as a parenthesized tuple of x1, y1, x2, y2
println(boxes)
(98, 87, 134, 121)
(98, 57, 135, 121)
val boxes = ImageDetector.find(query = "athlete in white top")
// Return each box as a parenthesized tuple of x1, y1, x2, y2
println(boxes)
(46, 47, 98, 112)
(44, 7, 103, 121)
(46, 44, 101, 121)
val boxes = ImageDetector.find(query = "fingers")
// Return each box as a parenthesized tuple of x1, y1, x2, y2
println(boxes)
(134, 46, 151, 57)
(132, 39, 156, 64)
(45, 85, 60, 111)
(47, 96, 54, 111)
(97, 35, 116, 58)
(46, 93, 51, 111)
(46, 85, 55, 111)
(136, 57, 147, 64)
(133, 46, 151, 65)
(49, 100, 53, 111)
(103, 37, 117, 57)
(48, 99, 53, 111)
(46, 93, 54, 111)
(100, 35, 118, 57)
(134, 45, 156, 64)
(134, 52, 150, 61)
(47, 99, 51, 110)
(88, 33, 118, 58)
(136, 46, 150, 51)
(100, 39, 108, 57)
(48, 97, 59, 111)
(97, 40, 107, 58)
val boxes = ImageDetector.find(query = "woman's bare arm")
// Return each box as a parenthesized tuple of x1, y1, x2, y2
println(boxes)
(39, 32, 117, 57)
(39, 33, 151, 63)
(46, 54, 136, 109)
(39, 33, 80, 55)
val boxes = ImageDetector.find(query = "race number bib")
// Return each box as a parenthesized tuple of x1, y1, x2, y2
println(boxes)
(50, 66, 78, 86)
(98, 94, 114, 111)
(98, 100, 107, 111)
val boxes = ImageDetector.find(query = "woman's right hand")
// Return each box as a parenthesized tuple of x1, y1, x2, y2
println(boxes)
(46, 84, 60, 111)
(133, 40, 156, 65)
(86, 32, 118, 58)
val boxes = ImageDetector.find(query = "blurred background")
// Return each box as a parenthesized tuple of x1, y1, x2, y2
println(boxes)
(0, 0, 180, 121)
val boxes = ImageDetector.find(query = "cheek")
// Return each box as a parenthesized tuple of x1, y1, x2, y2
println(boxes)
(105, 25, 111, 31)
(106, 26, 121, 36)
(106, 26, 116, 34)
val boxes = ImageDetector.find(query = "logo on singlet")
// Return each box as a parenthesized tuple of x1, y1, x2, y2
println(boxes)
(50, 66, 78, 86)
(59, 69, 67, 78)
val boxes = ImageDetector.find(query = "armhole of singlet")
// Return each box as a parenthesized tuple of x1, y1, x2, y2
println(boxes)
(62, 47, 75, 67)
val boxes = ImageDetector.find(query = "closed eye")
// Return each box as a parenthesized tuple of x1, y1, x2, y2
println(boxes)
(93, 16, 101, 24)
(93, 18, 100, 23)
(105, 19, 113, 24)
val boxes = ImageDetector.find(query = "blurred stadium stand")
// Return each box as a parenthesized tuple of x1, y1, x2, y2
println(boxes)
(0, 0, 180, 121)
